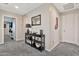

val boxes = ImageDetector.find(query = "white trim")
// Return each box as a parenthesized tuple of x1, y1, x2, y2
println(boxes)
(45, 48, 52, 52)
(45, 42, 59, 52)
(16, 39, 24, 41)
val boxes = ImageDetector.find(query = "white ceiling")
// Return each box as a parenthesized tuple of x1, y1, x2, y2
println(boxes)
(0, 3, 79, 15)
(0, 3, 43, 15)
(54, 3, 79, 13)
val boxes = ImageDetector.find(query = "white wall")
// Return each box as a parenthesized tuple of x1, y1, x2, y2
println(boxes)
(23, 4, 60, 51)
(0, 9, 23, 44)
(49, 5, 60, 50)
(0, 13, 4, 44)
(61, 9, 79, 45)
(22, 15, 28, 40)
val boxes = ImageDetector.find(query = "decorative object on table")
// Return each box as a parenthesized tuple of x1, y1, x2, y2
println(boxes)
(35, 43, 41, 48)
(31, 14, 41, 26)
(35, 37, 41, 48)
(40, 30, 43, 35)
(26, 24, 31, 34)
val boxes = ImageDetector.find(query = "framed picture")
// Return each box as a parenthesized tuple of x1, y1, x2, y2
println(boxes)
(55, 17, 58, 30)
(4, 24, 6, 28)
(31, 14, 41, 26)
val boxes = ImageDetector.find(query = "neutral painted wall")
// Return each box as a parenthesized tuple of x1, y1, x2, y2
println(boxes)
(22, 15, 28, 40)
(48, 5, 60, 50)
(0, 13, 4, 44)
(61, 9, 79, 45)
(23, 4, 60, 51)
(0, 9, 23, 44)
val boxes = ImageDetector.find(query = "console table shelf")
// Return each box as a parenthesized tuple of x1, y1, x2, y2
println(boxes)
(25, 33, 45, 52)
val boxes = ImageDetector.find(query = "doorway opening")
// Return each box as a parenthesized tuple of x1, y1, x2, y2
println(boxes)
(4, 16, 16, 43)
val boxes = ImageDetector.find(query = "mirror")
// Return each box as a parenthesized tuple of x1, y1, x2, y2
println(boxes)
(31, 15, 41, 26)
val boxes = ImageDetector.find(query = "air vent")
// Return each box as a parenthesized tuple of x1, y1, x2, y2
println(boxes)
(63, 3, 74, 10)
(75, 3, 79, 7)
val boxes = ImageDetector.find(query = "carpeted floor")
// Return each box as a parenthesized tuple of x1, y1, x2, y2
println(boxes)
(0, 41, 79, 56)
(1, 35, 79, 56)
(4, 35, 14, 43)
(0, 40, 47, 56)
(47, 42, 79, 56)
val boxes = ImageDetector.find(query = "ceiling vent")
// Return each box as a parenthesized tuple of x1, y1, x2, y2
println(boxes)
(75, 3, 79, 7)
(63, 3, 74, 10)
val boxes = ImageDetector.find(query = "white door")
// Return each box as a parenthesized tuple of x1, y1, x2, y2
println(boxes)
(61, 14, 75, 44)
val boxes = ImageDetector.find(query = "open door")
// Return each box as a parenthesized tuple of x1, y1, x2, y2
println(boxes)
(4, 16, 16, 42)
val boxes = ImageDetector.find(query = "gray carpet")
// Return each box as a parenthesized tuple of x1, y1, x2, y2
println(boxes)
(1, 36, 79, 56)
(0, 40, 47, 56)
(4, 35, 14, 43)
(47, 42, 79, 56)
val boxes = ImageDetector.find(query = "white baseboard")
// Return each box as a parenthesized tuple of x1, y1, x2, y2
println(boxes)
(45, 48, 52, 52)
(45, 42, 60, 52)
(0, 41, 4, 44)
(61, 41, 79, 47)
(16, 38, 24, 41)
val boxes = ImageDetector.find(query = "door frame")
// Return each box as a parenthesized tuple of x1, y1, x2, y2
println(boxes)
(3, 15, 17, 43)
(61, 13, 76, 44)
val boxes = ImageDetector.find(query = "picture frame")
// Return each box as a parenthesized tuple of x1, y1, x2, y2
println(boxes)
(55, 17, 58, 30)
(31, 14, 41, 26)
(4, 24, 6, 28)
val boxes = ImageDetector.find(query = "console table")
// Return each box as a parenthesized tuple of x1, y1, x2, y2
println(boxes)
(25, 33, 45, 52)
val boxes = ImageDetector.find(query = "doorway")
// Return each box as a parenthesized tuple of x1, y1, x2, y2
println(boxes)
(4, 16, 16, 43)
(61, 14, 76, 44)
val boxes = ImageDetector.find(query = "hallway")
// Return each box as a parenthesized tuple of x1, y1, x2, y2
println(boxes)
(0, 3, 79, 56)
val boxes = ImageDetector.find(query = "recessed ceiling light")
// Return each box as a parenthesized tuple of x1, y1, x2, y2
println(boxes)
(15, 6, 19, 9)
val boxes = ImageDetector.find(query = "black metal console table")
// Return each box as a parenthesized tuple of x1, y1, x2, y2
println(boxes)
(25, 33, 45, 52)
